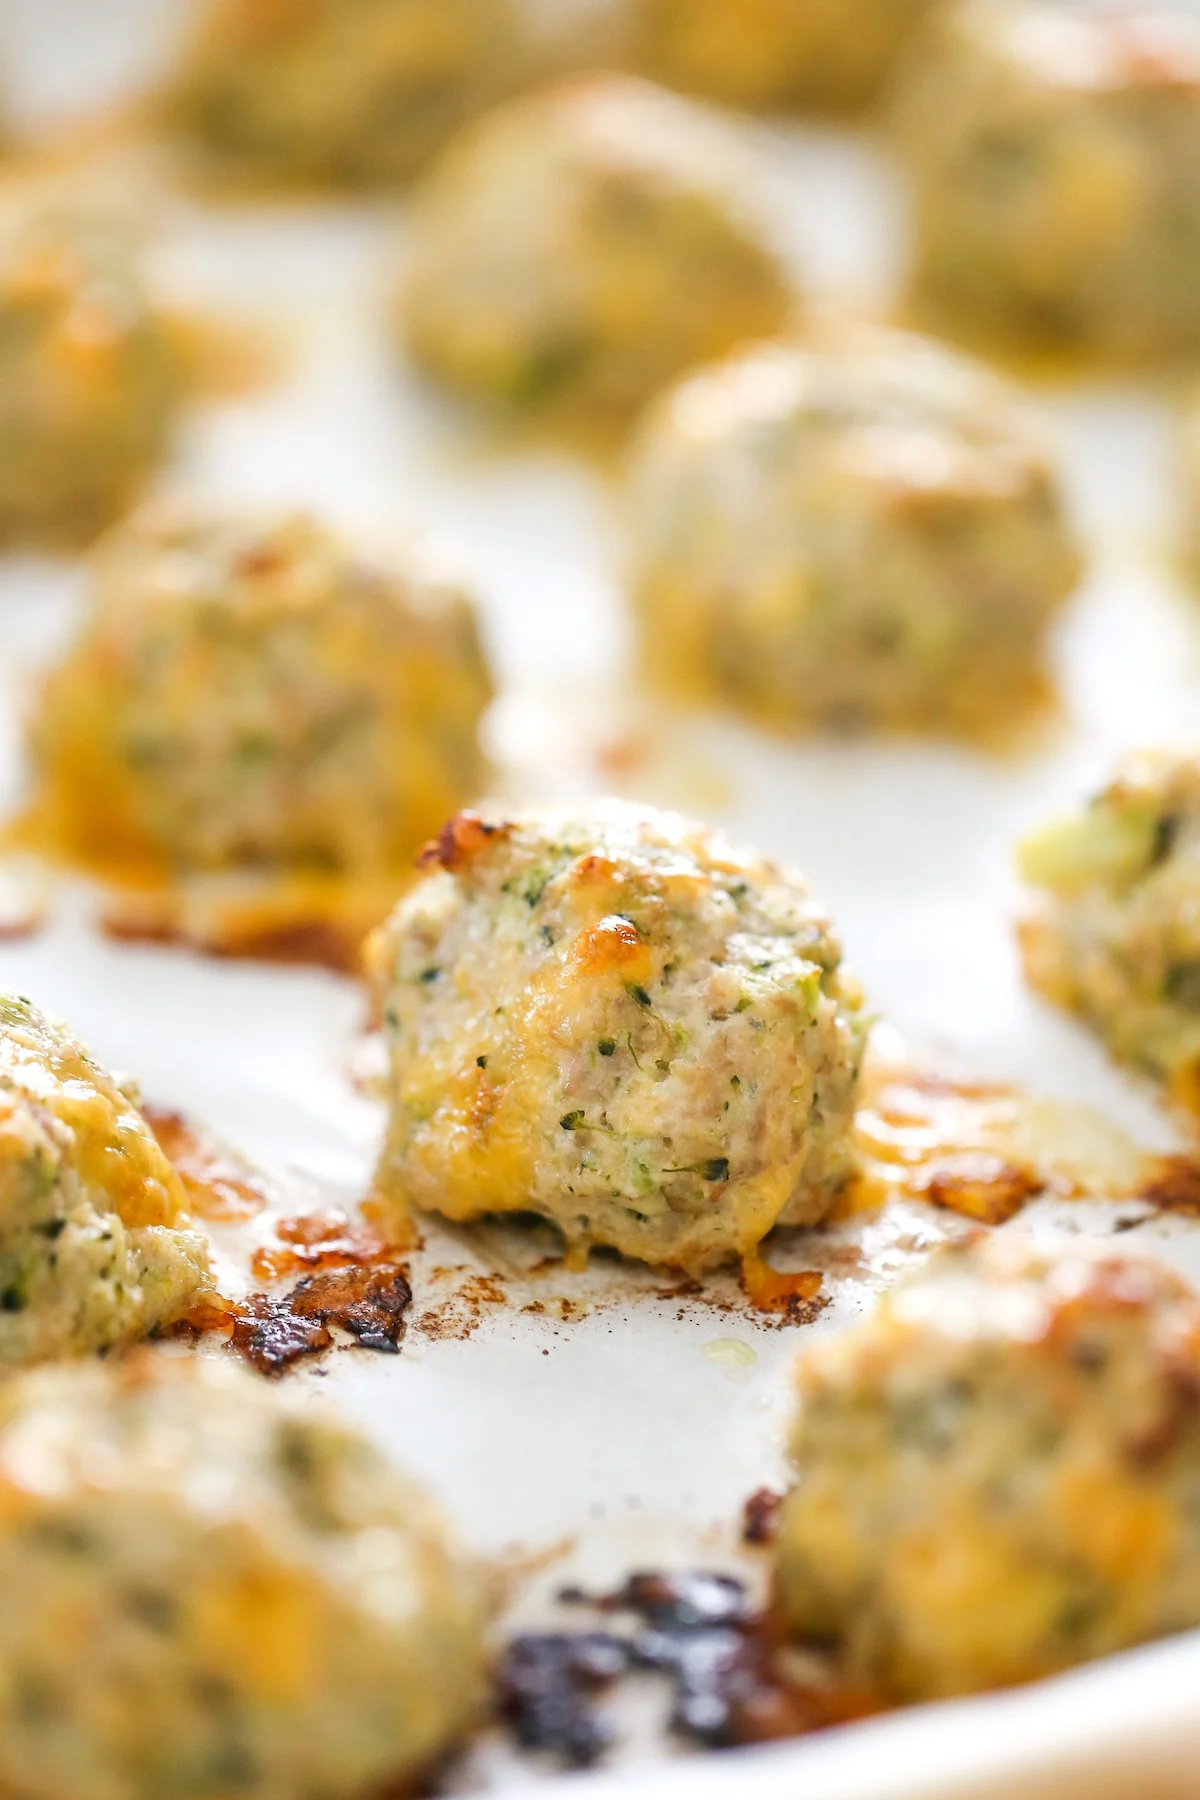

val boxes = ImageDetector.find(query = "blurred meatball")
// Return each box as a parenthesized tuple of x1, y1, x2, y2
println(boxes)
(0, 204, 181, 548)
(367, 801, 865, 1273)
(0, 993, 209, 1370)
(1018, 748, 1200, 1108)
(895, 1, 1200, 360)
(628, 327, 1079, 738)
(776, 1234, 1200, 1700)
(170, 0, 522, 187)
(626, 0, 940, 112)
(398, 76, 795, 426)
(22, 507, 492, 897)
(0, 1353, 486, 1800)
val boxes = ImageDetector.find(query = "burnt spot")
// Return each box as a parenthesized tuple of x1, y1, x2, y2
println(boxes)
(417, 810, 510, 873)
(229, 1264, 411, 1376)
(495, 1632, 628, 1767)
(741, 1487, 784, 1546)
(1141, 1155, 1200, 1217)
(915, 1150, 1042, 1226)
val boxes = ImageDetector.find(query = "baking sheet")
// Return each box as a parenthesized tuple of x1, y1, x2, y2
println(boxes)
(3, 2, 1200, 1794)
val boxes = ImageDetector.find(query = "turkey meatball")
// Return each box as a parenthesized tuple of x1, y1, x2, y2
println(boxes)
(0, 1352, 486, 1800)
(19, 507, 492, 947)
(1017, 748, 1200, 1109)
(398, 76, 795, 426)
(0, 993, 210, 1371)
(169, 0, 522, 187)
(894, 1, 1200, 360)
(776, 1234, 1200, 1701)
(628, 327, 1079, 738)
(0, 203, 181, 548)
(367, 801, 865, 1273)
(625, 0, 940, 113)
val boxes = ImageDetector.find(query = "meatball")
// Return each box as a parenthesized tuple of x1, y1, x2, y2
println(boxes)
(1017, 749, 1200, 1108)
(624, 0, 940, 113)
(398, 76, 795, 426)
(894, 1, 1200, 361)
(775, 1234, 1200, 1701)
(169, 0, 522, 187)
(367, 801, 865, 1273)
(0, 993, 210, 1370)
(20, 507, 492, 918)
(0, 203, 181, 548)
(627, 327, 1079, 738)
(0, 1352, 486, 1800)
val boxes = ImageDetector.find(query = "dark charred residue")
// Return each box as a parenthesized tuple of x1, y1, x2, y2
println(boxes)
(741, 1487, 784, 1546)
(495, 1632, 629, 1767)
(525, 1570, 870, 1758)
(230, 1264, 412, 1376)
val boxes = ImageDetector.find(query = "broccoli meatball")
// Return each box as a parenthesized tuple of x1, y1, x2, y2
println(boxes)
(367, 801, 865, 1273)
(169, 0, 522, 187)
(1017, 749, 1200, 1108)
(0, 1352, 486, 1800)
(776, 1234, 1200, 1701)
(0, 993, 210, 1371)
(0, 203, 181, 548)
(20, 507, 492, 930)
(625, 0, 940, 113)
(628, 327, 1079, 738)
(398, 76, 795, 426)
(895, 1, 1200, 361)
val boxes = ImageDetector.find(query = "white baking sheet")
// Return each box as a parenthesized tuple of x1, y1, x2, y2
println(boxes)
(3, 2, 1200, 1795)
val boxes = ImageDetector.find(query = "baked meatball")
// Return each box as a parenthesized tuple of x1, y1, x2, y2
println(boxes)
(628, 328, 1079, 738)
(776, 1234, 1200, 1701)
(399, 76, 795, 426)
(1017, 749, 1200, 1108)
(0, 1352, 486, 1800)
(21, 507, 492, 918)
(0, 203, 181, 548)
(169, 0, 522, 187)
(0, 993, 210, 1371)
(367, 801, 865, 1273)
(625, 0, 940, 113)
(895, 1, 1200, 360)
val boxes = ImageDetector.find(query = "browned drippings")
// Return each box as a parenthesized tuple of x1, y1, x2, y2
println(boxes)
(1140, 1156, 1200, 1217)
(100, 899, 368, 976)
(739, 1250, 825, 1321)
(229, 1263, 412, 1376)
(741, 1487, 784, 1547)
(251, 1207, 414, 1282)
(145, 1105, 268, 1223)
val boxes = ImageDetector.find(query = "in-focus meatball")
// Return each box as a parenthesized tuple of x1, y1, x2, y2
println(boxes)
(398, 76, 795, 426)
(625, 0, 940, 113)
(0, 993, 209, 1370)
(776, 1233, 1200, 1701)
(1017, 749, 1200, 1108)
(367, 801, 865, 1273)
(628, 327, 1079, 738)
(0, 1352, 486, 1800)
(19, 507, 492, 933)
(0, 204, 181, 548)
(895, 1, 1200, 360)
(169, 0, 522, 187)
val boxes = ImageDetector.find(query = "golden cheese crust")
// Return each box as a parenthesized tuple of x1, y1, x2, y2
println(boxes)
(1017, 747, 1200, 1109)
(0, 994, 210, 1370)
(0, 1352, 487, 1800)
(776, 1234, 1200, 1701)
(628, 327, 1079, 738)
(399, 76, 795, 426)
(169, 0, 523, 187)
(895, 1, 1200, 360)
(368, 801, 865, 1273)
(19, 507, 492, 935)
(626, 0, 939, 112)
(0, 204, 181, 547)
